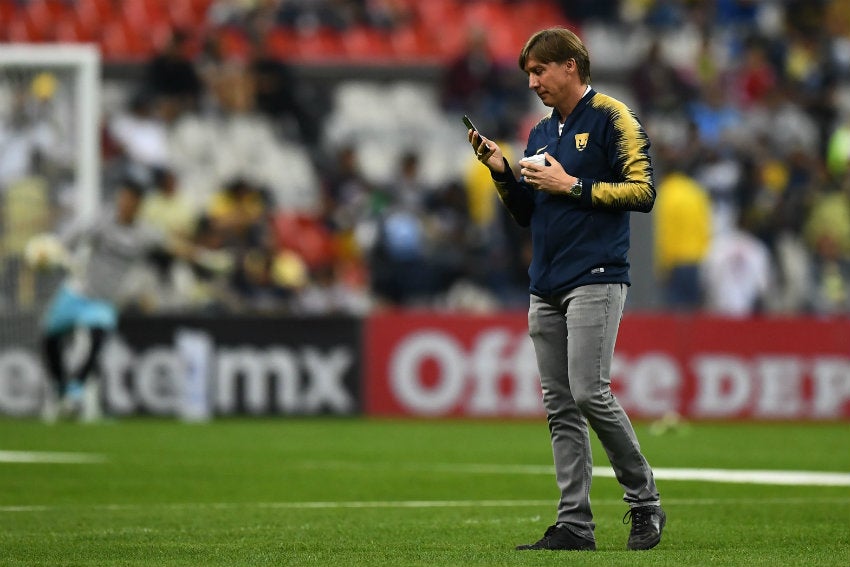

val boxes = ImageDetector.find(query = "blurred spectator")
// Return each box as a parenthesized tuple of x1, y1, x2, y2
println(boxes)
(1, 156, 52, 310)
(0, 72, 69, 191)
(140, 167, 197, 241)
(764, 149, 818, 313)
(204, 177, 310, 312)
(367, 152, 431, 305)
(557, 0, 620, 23)
(826, 117, 850, 179)
(713, 0, 759, 29)
(208, 0, 285, 38)
(441, 26, 497, 110)
(181, 216, 237, 312)
(687, 80, 743, 148)
(369, 206, 427, 305)
(460, 139, 529, 306)
(207, 0, 259, 28)
(431, 178, 520, 311)
(107, 91, 169, 171)
(702, 214, 773, 317)
(230, 246, 305, 312)
(136, 166, 199, 309)
(205, 56, 255, 115)
(733, 38, 777, 108)
(743, 86, 818, 159)
(784, 21, 839, 154)
(690, 32, 725, 91)
(393, 151, 429, 212)
(654, 161, 712, 311)
(804, 179, 850, 314)
(248, 39, 320, 144)
(143, 28, 203, 116)
(630, 39, 695, 117)
(462, 135, 518, 230)
(296, 262, 371, 315)
(441, 26, 522, 137)
(321, 144, 381, 232)
(206, 177, 267, 247)
(367, 151, 464, 306)
(362, 0, 414, 30)
(272, 0, 409, 32)
(692, 145, 744, 235)
(272, 211, 336, 272)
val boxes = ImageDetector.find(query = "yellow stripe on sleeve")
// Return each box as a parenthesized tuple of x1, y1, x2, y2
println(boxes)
(588, 94, 655, 212)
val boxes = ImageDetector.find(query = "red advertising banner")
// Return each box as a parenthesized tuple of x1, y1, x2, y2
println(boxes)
(365, 312, 850, 420)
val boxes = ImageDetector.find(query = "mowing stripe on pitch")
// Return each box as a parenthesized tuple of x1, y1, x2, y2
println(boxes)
(0, 450, 106, 464)
(3, 496, 850, 514)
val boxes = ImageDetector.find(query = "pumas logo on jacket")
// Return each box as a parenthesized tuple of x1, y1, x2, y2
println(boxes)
(575, 132, 589, 151)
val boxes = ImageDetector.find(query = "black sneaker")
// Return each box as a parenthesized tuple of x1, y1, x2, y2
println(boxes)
(623, 505, 666, 550)
(515, 524, 596, 551)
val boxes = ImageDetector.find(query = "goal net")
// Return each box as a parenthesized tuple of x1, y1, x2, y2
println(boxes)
(0, 44, 100, 416)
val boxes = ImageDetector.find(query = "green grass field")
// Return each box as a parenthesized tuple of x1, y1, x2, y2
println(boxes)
(1, 417, 849, 567)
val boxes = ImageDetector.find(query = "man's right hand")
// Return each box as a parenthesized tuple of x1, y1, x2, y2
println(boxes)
(468, 130, 505, 174)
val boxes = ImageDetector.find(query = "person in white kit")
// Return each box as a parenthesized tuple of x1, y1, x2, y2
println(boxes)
(701, 218, 773, 316)
(40, 178, 180, 420)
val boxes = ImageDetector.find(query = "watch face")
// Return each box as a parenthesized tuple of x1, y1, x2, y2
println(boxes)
(570, 181, 582, 197)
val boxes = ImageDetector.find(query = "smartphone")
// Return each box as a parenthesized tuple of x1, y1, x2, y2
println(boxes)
(463, 114, 490, 154)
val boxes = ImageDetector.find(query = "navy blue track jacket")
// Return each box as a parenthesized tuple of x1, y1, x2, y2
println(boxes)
(492, 88, 655, 297)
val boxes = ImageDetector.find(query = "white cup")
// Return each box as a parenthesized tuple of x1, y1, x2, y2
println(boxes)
(520, 154, 547, 167)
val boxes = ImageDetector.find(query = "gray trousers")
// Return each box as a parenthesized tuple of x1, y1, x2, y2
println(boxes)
(528, 283, 660, 540)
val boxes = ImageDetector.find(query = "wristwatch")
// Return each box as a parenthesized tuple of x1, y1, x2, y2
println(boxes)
(568, 179, 583, 198)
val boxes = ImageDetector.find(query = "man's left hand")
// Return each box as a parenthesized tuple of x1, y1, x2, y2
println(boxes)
(520, 152, 578, 195)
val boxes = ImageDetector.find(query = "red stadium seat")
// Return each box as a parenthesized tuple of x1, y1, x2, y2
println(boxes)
(0, 0, 574, 65)
(21, 0, 73, 42)
(75, 0, 116, 42)
(391, 23, 437, 62)
(0, 3, 18, 39)
(55, 18, 87, 43)
(100, 19, 154, 62)
(121, 0, 171, 30)
(265, 27, 299, 61)
(217, 27, 252, 62)
(413, 0, 461, 31)
(343, 26, 394, 62)
(7, 19, 35, 43)
(291, 28, 346, 63)
(460, 1, 518, 63)
(272, 213, 336, 269)
(427, 19, 467, 60)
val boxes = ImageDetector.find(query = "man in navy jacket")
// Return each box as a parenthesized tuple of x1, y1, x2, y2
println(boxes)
(468, 27, 665, 552)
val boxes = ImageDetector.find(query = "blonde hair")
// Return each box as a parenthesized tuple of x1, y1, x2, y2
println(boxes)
(518, 27, 591, 84)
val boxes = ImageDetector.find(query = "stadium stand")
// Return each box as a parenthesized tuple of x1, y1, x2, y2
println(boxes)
(1, 0, 849, 315)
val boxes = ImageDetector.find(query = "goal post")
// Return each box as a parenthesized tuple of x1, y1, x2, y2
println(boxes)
(0, 44, 102, 416)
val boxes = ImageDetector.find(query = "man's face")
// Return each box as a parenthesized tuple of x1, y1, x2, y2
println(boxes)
(524, 57, 571, 108)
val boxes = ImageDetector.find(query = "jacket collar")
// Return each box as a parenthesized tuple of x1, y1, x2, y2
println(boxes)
(551, 87, 595, 129)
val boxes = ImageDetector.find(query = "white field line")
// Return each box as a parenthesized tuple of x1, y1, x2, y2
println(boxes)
(3, 496, 850, 514)
(0, 450, 106, 464)
(4, 449, 848, 487)
(2, 450, 848, 486)
(649, 467, 850, 487)
(419, 463, 850, 487)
